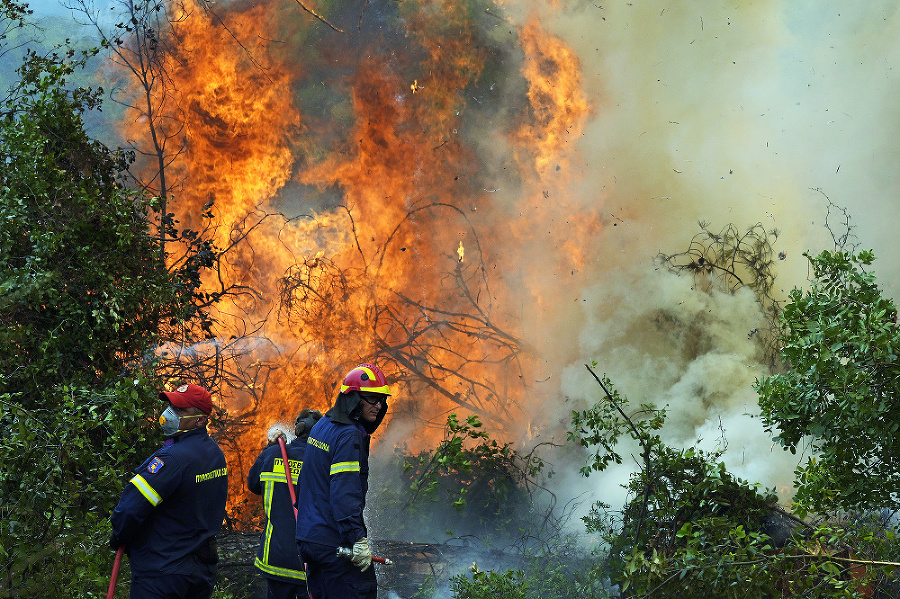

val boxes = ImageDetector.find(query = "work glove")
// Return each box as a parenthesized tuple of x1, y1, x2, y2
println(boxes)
(351, 537, 372, 571)
(267, 427, 286, 446)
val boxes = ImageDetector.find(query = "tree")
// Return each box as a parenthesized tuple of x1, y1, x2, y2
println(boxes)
(0, 14, 198, 593)
(756, 249, 900, 514)
(68, 0, 187, 232)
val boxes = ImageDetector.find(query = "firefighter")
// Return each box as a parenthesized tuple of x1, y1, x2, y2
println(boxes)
(248, 409, 323, 599)
(295, 363, 391, 599)
(109, 384, 228, 599)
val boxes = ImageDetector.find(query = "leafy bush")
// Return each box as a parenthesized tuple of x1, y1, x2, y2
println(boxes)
(0, 10, 198, 594)
(450, 565, 526, 599)
(757, 249, 900, 514)
(571, 365, 899, 598)
(372, 413, 553, 550)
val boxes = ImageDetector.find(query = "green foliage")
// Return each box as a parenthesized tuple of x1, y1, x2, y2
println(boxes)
(571, 367, 787, 597)
(0, 382, 157, 597)
(0, 12, 197, 594)
(518, 553, 609, 599)
(0, 49, 178, 400)
(438, 552, 611, 599)
(592, 446, 782, 597)
(373, 413, 552, 548)
(618, 519, 775, 598)
(570, 364, 900, 597)
(450, 564, 526, 599)
(756, 249, 900, 514)
(373, 412, 596, 598)
(568, 371, 666, 477)
(616, 518, 889, 598)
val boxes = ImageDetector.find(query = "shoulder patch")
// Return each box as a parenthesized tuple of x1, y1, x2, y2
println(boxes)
(147, 457, 165, 474)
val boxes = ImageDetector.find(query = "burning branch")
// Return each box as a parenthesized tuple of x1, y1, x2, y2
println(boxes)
(292, 0, 346, 34)
(276, 202, 527, 432)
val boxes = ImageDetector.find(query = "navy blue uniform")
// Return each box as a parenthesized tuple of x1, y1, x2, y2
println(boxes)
(111, 428, 228, 599)
(296, 391, 386, 599)
(248, 438, 309, 599)
(296, 416, 369, 548)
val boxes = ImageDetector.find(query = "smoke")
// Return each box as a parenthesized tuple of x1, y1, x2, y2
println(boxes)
(521, 0, 900, 514)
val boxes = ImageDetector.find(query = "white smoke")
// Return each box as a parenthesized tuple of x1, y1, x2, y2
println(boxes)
(514, 0, 900, 519)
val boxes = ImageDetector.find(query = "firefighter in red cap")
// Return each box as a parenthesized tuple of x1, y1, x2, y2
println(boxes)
(110, 383, 228, 599)
(295, 364, 391, 599)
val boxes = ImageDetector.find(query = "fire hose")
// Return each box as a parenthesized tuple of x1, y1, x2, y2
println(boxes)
(106, 545, 124, 599)
(276, 434, 299, 519)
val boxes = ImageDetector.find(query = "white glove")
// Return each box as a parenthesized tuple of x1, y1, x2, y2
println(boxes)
(267, 428, 285, 445)
(351, 537, 372, 571)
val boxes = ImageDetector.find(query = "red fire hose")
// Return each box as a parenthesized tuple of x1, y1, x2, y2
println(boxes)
(106, 546, 124, 599)
(276, 435, 298, 520)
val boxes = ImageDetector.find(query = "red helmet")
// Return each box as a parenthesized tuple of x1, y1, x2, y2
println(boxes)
(340, 363, 391, 396)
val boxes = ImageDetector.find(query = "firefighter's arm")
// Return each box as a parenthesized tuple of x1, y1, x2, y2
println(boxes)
(110, 453, 182, 547)
(329, 432, 366, 545)
(247, 449, 266, 495)
(109, 477, 157, 547)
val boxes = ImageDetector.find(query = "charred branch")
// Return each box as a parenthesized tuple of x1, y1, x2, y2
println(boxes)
(657, 221, 784, 367)
(292, 0, 346, 34)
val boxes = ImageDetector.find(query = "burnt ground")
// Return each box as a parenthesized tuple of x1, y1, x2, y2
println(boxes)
(217, 530, 524, 599)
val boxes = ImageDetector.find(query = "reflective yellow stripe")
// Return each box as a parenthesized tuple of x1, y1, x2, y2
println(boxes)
(130, 474, 162, 506)
(330, 461, 360, 475)
(254, 557, 307, 580)
(261, 472, 299, 484)
(262, 480, 274, 563)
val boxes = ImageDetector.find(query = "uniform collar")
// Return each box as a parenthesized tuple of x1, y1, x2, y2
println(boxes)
(165, 427, 208, 446)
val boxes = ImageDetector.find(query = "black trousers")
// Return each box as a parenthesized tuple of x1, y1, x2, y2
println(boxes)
(298, 541, 377, 599)
(130, 561, 216, 599)
(266, 576, 310, 599)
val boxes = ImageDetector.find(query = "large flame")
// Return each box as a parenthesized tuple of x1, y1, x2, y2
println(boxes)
(115, 0, 599, 513)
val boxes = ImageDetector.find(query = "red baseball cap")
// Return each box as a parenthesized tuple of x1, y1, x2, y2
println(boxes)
(159, 384, 213, 415)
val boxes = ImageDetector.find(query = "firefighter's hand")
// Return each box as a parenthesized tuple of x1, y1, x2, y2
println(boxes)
(351, 537, 372, 571)
(267, 428, 285, 446)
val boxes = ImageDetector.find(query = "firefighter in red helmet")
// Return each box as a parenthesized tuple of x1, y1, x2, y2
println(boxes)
(295, 364, 390, 599)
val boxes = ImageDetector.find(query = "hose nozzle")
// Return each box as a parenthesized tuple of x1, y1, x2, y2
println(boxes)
(336, 546, 394, 565)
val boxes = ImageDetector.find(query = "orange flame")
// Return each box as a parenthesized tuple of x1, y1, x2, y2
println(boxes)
(116, 0, 603, 517)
